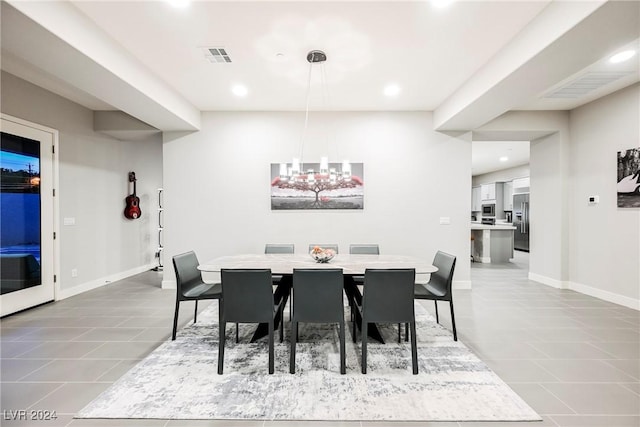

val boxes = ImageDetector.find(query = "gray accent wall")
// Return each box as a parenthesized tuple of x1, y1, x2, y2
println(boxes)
(1, 71, 163, 297)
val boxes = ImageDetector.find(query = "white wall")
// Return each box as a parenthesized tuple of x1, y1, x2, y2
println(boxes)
(476, 111, 571, 287)
(1, 71, 163, 298)
(477, 92, 640, 309)
(530, 130, 571, 285)
(472, 164, 530, 186)
(568, 83, 640, 308)
(163, 111, 472, 288)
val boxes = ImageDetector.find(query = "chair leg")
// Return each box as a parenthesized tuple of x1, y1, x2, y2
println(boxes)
(279, 305, 284, 343)
(449, 300, 458, 341)
(172, 300, 180, 341)
(268, 320, 274, 374)
(352, 313, 357, 343)
(289, 288, 292, 320)
(339, 319, 346, 374)
(405, 322, 409, 342)
(397, 323, 401, 343)
(410, 320, 418, 375)
(217, 320, 226, 374)
(361, 321, 368, 374)
(290, 320, 297, 374)
(434, 301, 439, 323)
(194, 300, 198, 324)
(235, 322, 239, 343)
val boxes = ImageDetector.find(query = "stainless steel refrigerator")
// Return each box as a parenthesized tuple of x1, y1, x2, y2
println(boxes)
(513, 193, 530, 251)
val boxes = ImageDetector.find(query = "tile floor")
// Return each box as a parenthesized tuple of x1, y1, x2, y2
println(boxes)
(1, 251, 639, 426)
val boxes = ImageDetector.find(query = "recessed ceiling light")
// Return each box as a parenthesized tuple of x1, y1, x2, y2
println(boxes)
(232, 85, 248, 97)
(499, 156, 509, 162)
(166, 0, 190, 8)
(432, 0, 454, 8)
(609, 50, 636, 64)
(384, 84, 401, 97)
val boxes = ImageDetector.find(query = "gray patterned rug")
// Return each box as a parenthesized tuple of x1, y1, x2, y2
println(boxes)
(77, 301, 540, 421)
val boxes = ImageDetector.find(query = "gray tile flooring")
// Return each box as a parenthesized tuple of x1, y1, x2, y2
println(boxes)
(1, 251, 638, 426)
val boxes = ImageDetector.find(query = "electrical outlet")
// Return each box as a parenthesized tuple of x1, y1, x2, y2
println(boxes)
(71, 268, 78, 277)
(439, 217, 451, 225)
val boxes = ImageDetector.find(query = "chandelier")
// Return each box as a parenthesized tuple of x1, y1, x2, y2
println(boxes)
(274, 50, 358, 206)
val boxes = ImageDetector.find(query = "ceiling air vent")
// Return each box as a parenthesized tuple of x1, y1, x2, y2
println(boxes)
(203, 47, 232, 63)
(544, 71, 633, 99)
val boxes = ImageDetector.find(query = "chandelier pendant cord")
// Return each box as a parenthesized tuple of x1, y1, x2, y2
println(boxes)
(321, 63, 332, 160)
(299, 60, 314, 173)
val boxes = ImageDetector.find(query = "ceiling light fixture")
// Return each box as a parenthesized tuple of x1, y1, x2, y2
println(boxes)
(609, 50, 636, 64)
(384, 84, 401, 97)
(499, 156, 509, 162)
(166, 0, 190, 8)
(272, 50, 356, 206)
(231, 84, 248, 97)
(431, 0, 454, 8)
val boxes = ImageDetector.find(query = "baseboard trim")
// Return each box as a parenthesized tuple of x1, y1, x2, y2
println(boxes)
(568, 281, 640, 311)
(162, 280, 177, 290)
(454, 280, 472, 290)
(529, 273, 639, 311)
(58, 264, 156, 300)
(528, 272, 568, 289)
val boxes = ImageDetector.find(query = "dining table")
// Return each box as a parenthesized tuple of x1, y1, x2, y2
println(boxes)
(198, 253, 438, 343)
(199, 253, 437, 275)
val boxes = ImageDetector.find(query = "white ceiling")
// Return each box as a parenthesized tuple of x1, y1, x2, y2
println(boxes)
(472, 141, 530, 176)
(1, 0, 638, 133)
(69, 0, 551, 111)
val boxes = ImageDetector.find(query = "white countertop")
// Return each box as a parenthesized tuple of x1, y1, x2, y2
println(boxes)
(471, 223, 516, 230)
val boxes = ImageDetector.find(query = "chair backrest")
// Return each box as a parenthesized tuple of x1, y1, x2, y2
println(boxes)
(349, 244, 380, 255)
(221, 269, 274, 323)
(308, 244, 339, 254)
(265, 244, 295, 254)
(429, 251, 457, 297)
(173, 251, 203, 298)
(363, 269, 416, 323)
(293, 269, 344, 323)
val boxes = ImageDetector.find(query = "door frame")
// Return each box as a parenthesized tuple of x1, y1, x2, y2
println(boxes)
(1, 113, 60, 315)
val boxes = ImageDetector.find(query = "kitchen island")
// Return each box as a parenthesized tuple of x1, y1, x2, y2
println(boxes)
(471, 223, 516, 263)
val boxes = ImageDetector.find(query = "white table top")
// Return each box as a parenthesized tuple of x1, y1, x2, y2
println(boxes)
(198, 254, 437, 275)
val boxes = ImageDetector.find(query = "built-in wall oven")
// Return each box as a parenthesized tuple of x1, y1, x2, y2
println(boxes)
(481, 203, 495, 216)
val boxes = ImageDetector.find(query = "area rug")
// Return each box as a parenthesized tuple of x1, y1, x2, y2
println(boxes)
(76, 301, 540, 421)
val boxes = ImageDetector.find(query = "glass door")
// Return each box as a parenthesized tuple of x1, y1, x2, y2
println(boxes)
(1, 117, 55, 317)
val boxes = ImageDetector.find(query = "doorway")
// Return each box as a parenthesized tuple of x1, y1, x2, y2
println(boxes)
(471, 139, 530, 271)
(1, 115, 57, 316)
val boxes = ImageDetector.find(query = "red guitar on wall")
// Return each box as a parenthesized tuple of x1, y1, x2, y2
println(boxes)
(124, 172, 141, 220)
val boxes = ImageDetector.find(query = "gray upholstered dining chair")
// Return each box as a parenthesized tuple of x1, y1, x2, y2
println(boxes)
(290, 268, 346, 374)
(265, 244, 294, 319)
(308, 244, 339, 253)
(349, 244, 380, 255)
(265, 243, 295, 254)
(218, 269, 285, 374)
(353, 268, 418, 374)
(413, 251, 458, 341)
(346, 243, 380, 328)
(171, 251, 221, 341)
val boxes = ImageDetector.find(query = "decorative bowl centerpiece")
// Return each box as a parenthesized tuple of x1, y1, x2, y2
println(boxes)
(310, 246, 336, 263)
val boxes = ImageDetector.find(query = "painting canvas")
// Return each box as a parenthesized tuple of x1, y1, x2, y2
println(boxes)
(271, 162, 364, 210)
(617, 147, 640, 208)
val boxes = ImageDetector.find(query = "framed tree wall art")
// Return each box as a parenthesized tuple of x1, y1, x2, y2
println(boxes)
(617, 147, 640, 208)
(270, 162, 364, 210)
